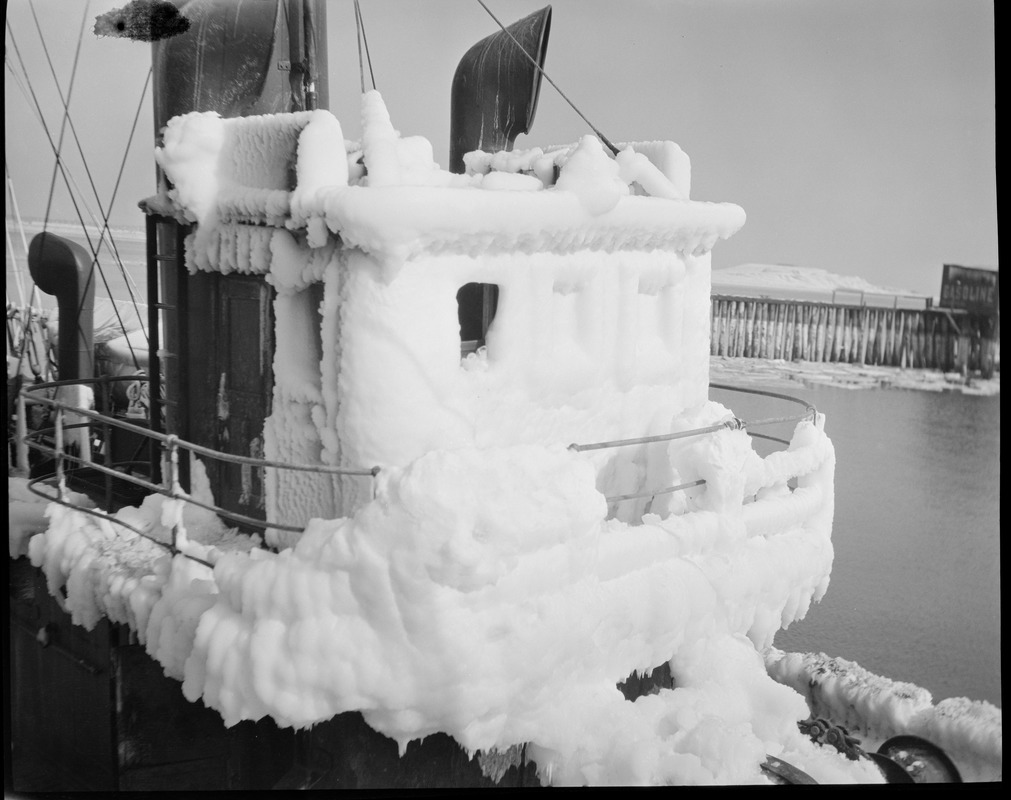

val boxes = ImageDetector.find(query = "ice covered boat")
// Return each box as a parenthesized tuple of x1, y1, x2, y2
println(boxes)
(9, 1, 999, 789)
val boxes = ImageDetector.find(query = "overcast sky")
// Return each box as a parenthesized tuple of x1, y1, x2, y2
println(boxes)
(4, 0, 996, 296)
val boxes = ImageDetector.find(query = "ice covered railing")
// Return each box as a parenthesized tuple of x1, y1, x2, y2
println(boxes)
(14, 374, 856, 785)
(14, 374, 820, 541)
(12, 375, 381, 561)
(572, 383, 816, 506)
(562, 384, 830, 529)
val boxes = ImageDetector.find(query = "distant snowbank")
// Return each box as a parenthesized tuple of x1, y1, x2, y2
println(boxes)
(713, 263, 932, 308)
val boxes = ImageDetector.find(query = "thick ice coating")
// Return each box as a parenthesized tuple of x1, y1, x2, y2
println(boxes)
(24, 418, 868, 785)
(13, 91, 1000, 784)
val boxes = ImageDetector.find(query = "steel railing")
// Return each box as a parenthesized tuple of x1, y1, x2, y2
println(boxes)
(15, 375, 819, 554)
(15, 375, 380, 564)
(570, 383, 817, 504)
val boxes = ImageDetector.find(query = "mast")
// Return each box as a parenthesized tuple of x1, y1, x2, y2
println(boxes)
(286, 0, 329, 112)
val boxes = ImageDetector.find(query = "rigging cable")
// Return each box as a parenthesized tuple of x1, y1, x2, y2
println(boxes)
(353, 0, 365, 93)
(26, 0, 151, 367)
(5, 20, 75, 383)
(7, 4, 91, 383)
(475, 0, 620, 156)
(32, 0, 89, 233)
(8, 11, 150, 386)
(4, 61, 105, 234)
(359, 1, 377, 90)
(59, 64, 155, 369)
(5, 178, 46, 382)
(6, 15, 116, 380)
(5, 223, 26, 308)
(5, 160, 49, 383)
(5, 163, 29, 307)
(353, 0, 377, 92)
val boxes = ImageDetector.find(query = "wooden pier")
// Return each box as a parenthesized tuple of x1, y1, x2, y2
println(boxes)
(709, 296, 999, 378)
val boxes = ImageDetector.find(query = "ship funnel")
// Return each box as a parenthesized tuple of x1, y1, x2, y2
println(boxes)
(152, 0, 329, 135)
(449, 5, 552, 174)
(28, 232, 96, 382)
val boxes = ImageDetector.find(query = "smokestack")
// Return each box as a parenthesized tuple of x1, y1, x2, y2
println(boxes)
(449, 6, 552, 174)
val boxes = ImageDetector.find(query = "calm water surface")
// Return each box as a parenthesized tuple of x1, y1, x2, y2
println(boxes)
(718, 384, 1001, 708)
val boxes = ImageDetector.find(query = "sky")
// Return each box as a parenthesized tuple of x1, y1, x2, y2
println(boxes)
(4, 0, 997, 297)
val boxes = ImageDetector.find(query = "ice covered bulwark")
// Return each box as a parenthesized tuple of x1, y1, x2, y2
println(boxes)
(170, 412, 854, 785)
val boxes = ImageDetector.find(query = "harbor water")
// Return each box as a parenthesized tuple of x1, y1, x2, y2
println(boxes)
(716, 383, 1001, 709)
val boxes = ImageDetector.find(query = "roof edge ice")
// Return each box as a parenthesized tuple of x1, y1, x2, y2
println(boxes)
(154, 94, 746, 267)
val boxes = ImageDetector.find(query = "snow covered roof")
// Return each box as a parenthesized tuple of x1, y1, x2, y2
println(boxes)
(155, 91, 745, 271)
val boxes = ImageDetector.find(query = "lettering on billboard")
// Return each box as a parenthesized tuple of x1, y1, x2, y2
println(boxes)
(939, 265, 999, 314)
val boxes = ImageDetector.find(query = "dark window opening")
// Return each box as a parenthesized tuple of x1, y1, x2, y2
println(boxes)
(457, 282, 499, 357)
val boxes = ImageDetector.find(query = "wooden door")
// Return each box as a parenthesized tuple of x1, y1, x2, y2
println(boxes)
(209, 274, 275, 522)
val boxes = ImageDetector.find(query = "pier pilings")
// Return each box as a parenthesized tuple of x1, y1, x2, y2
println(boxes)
(709, 296, 999, 377)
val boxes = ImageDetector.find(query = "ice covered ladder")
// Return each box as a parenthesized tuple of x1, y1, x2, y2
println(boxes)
(145, 214, 191, 490)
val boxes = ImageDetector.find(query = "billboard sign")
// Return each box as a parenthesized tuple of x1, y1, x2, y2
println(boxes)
(939, 264, 999, 314)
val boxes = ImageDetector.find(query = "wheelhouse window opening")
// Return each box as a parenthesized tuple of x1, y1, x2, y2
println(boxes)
(457, 282, 499, 357)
